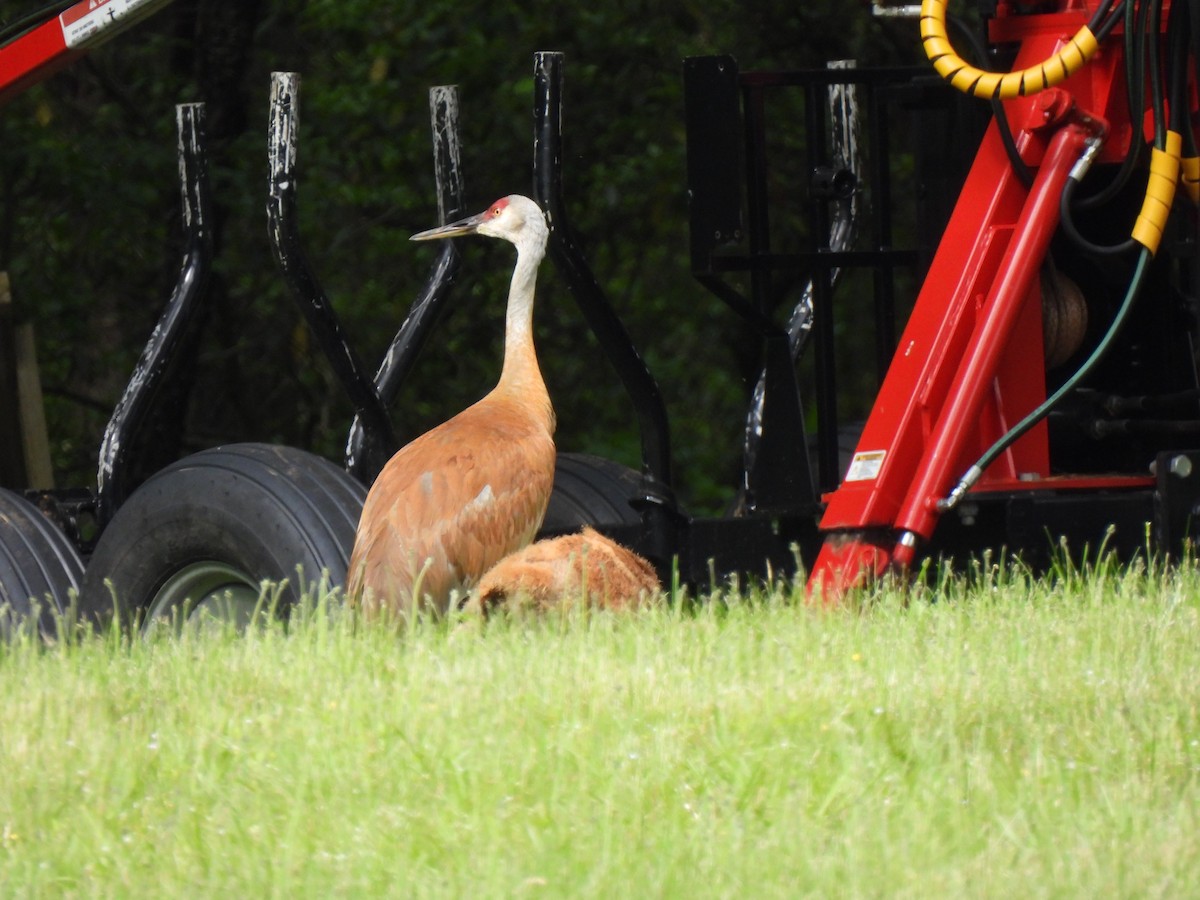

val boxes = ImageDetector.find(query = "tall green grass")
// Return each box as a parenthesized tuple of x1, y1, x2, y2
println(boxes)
(1, 559, 1198, 897)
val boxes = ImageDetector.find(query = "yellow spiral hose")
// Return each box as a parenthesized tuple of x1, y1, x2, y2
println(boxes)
(1131, 130, 1182, 254)
(920, 0, 1098, 99)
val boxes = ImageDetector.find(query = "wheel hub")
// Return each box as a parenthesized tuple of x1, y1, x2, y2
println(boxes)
(143, 561, 262, 634)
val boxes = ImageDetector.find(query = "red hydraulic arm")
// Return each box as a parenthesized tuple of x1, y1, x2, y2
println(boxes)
(807, 1, 1182, 601)
(0, 0, 174, 107)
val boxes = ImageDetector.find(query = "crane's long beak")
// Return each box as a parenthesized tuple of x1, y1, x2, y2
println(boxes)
(410, 210, 488, 241)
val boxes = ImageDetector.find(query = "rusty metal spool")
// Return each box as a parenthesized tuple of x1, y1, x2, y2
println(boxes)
(1041, 265, 1089, 369)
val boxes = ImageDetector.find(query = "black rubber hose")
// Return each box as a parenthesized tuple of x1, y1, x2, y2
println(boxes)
(1059, 177, 1137, 256)
(1079, 0, 1151, 209)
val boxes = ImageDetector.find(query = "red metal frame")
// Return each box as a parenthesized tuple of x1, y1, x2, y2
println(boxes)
(0, 0, 173, 107)
(806, 5, 1177, 601)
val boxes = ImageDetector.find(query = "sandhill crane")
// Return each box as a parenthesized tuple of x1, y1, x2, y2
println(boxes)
(346, 195, 556, 619)
(467, 526, 661, 616)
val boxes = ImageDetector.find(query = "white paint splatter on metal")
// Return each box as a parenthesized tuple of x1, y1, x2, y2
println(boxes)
(268, 72, 301, 210)
(429, 85, 463, 224)
(176, 103, 206, 230)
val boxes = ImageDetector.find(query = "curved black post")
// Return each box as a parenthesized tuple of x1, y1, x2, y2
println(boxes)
(267, 72, 398, 480)
(532, 52, 678, 544)
(345, 85, 464, 485)
(95, 102, 213, 527)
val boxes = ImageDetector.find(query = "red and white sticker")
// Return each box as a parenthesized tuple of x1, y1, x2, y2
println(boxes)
(845, 450, 886, 483)
(60, 0, 164, 49)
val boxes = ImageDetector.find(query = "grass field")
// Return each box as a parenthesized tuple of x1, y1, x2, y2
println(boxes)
(1, 558, 1198, 897)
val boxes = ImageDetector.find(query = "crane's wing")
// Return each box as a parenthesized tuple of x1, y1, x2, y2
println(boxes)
(346, 408, 555, 615)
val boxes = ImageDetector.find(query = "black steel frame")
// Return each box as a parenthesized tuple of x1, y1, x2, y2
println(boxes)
(684, 56, 935, 498)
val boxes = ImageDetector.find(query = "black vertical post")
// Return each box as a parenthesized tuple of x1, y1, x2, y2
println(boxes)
(95, 102, 213, 526)
(344, 85, 464, 485)
(743, 85, 773, 319)
(267, 72, 398, 481)
(868, 83, 898, 382)
(807, 81, 840, 492)
(532, 51, 678, 560)
(738, 80, 815, 513)
(0, 274, 27, 489)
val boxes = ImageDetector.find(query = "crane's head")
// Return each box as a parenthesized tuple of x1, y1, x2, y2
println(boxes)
(410, 195, 548, 251)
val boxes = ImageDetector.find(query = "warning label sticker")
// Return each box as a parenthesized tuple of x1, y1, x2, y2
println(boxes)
(844, 450, 886, 483)
(60, 0, 163, 49)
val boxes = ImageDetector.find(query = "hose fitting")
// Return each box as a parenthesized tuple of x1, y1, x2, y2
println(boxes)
(937, 464, 982, 512)
(1069, 135, 1105, 183)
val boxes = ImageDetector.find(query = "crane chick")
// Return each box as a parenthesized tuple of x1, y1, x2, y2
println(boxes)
(346, 195, 555, 620)
(465, 527, 662, 617)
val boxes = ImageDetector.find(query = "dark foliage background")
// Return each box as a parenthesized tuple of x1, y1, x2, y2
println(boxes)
(0, 0, 924, 513)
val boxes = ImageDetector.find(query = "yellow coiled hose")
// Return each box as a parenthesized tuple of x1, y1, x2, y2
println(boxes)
(1131, 130, 1181, 255)
(920, 0, 1098, 99)
(922, 0, 1184, 252)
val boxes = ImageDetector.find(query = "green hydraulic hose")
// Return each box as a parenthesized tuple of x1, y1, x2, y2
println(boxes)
(939, 11, 1183, 514)
(939, 246, 1153, 511)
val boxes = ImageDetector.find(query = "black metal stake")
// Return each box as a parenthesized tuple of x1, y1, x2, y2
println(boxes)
(267, 72, 398, 482)
(737, 76, 816, 512)
(344, 85, 465, 485)
(531, 51, 679, 557)
(95, 102, 213, 527)
(868, 82, 898, 382)
(802, 79, 839, 493)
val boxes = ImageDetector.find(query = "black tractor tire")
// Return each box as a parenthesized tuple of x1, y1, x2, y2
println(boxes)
(0, 488, 85, 638)
(79, 443, 366, 632)
(541, 452, 646, 533)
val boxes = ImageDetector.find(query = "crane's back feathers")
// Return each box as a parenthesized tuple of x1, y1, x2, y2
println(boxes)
(347, 392, 554, 616)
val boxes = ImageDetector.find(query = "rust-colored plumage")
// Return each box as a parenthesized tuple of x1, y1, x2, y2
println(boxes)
(468, 526, 662, 615)
(346, 196, 555, 618)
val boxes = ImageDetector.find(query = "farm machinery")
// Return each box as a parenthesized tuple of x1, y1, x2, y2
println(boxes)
(1, 0, 1199, 631)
